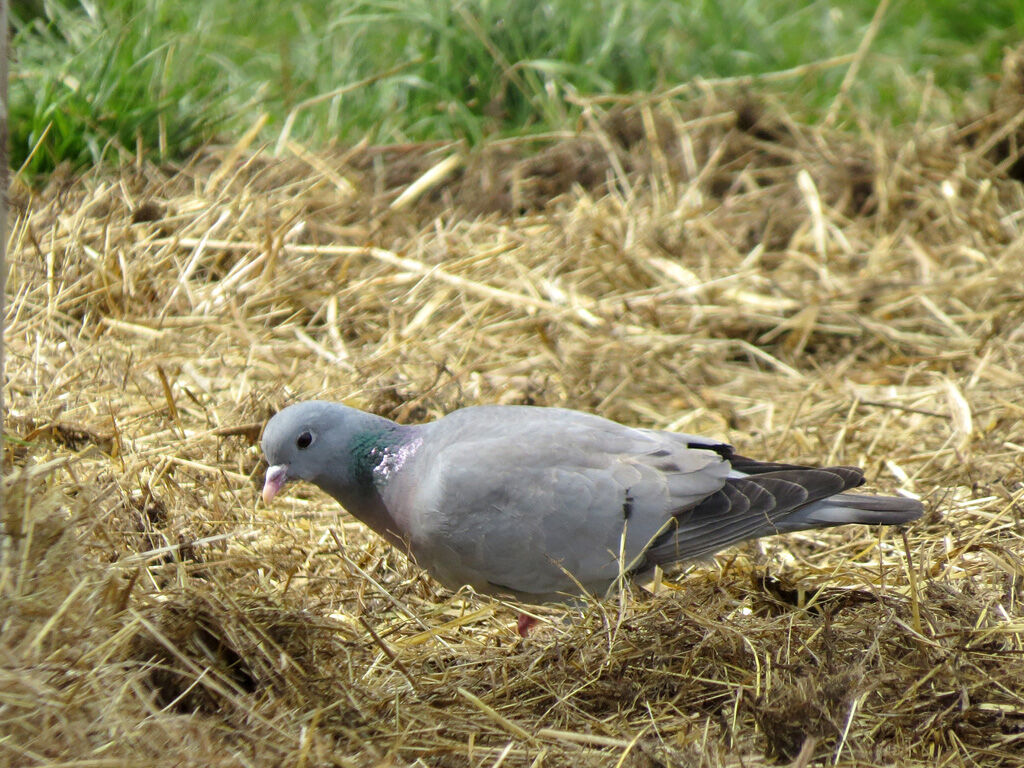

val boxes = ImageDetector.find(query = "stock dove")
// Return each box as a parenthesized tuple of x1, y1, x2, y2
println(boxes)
(260, 401, 922, 606)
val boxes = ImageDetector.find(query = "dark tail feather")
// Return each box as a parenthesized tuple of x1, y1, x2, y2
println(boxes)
(782, 492, 924, 528)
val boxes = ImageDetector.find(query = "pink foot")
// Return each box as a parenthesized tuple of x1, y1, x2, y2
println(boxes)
(517, 613, 539, 637)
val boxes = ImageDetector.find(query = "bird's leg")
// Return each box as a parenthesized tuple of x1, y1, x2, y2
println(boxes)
(517, 612, 539, 637)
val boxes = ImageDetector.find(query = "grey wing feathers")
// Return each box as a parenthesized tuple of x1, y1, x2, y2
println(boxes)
(643, 465, 921, 566)
(404, 405, 923, 600)
(407, 407, 734, 597)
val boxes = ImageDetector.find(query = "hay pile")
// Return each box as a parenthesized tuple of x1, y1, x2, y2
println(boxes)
(5, 81, 1024, 766)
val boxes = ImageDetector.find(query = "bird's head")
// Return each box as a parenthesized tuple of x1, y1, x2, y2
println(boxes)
(260, 401, 350, 504)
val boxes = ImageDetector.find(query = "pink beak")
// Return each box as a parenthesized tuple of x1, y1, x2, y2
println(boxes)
(262, 464, 289, 505)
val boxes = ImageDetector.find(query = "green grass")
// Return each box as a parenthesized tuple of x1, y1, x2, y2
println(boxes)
(11, 0, 1023, 175)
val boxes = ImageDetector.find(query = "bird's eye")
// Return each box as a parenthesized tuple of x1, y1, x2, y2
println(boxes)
(296, 431, 314, 450)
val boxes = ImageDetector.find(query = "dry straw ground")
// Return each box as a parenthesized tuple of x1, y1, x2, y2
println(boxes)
(5, 60, 1024, 767)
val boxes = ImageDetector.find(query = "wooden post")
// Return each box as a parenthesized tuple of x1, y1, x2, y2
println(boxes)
(1, 0, 8, 500)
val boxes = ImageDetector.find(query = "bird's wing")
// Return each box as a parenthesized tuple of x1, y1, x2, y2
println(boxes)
(396, 407, 731, 599)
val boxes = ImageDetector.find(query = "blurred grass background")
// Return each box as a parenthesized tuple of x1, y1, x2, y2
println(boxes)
(11, 0, 1023, 175)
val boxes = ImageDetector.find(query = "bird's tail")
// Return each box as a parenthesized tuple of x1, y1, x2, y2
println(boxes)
(776, 492, 923, 530)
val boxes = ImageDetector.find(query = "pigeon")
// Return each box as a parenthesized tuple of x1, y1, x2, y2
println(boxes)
(261, 401, 922, 605)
